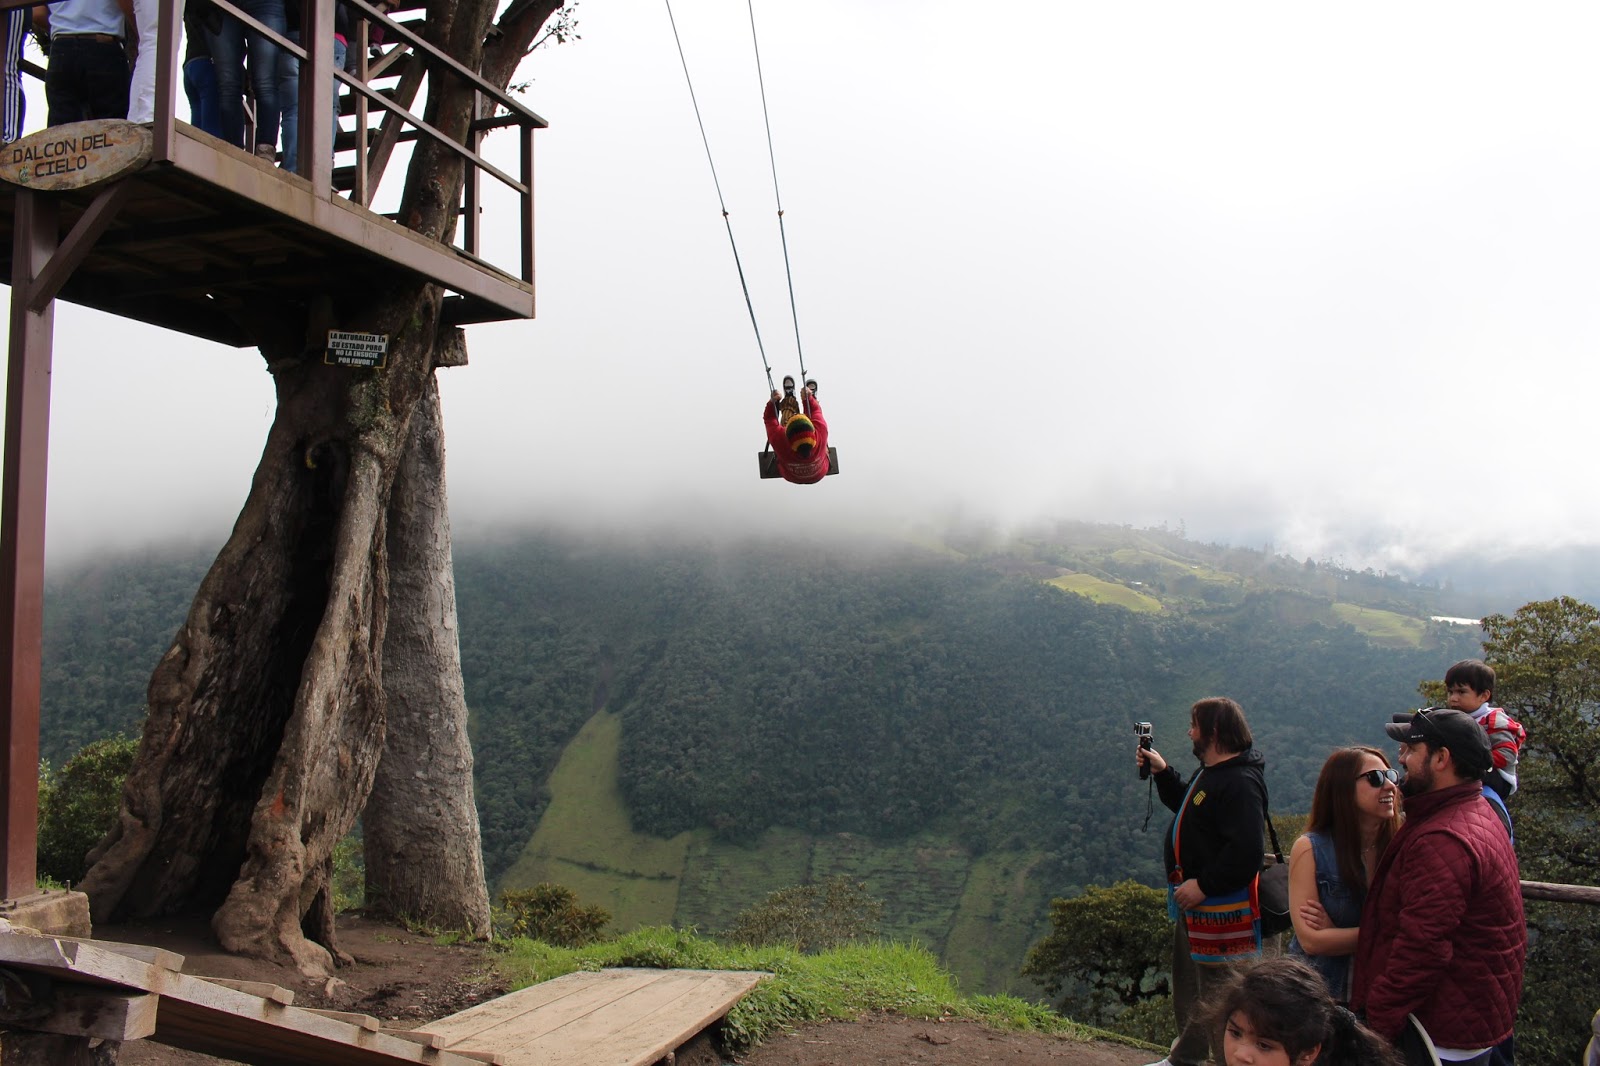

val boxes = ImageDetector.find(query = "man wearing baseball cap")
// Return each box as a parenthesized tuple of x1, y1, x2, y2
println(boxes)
(1351, 708, 1525, 1066)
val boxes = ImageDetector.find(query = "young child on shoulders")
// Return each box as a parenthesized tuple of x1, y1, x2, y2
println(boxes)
(1444, 658, 1526, 800)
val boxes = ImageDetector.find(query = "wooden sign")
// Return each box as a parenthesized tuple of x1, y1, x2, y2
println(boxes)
(325, 330, 389, 368)
(0, 120, 152, 192)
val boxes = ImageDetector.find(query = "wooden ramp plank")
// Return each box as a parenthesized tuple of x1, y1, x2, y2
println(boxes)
(0, 931, 487, 1066)
(48, 936, 185, 972)
(536, 970, 765, 1066)
(413, 969, 666, 1047)
(418, 968, 766, 1066)
(197, 975, 296, 1004)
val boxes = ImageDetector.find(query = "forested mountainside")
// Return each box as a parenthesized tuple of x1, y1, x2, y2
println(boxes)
(450, 529, 1477, 883)
(40, 524, 1483, 991)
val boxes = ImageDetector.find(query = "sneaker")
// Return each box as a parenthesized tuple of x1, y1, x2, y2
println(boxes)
(782, 375, 795, 393)
(805, 379, 818, 395)
(1141, 1059, 1173, 1066)
(254, 144, 278, 163)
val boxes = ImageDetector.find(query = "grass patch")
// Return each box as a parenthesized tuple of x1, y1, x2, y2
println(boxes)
(500, 710, 696, 928)
(490, 926, 1149, 1055)
(1047, 573, 1163, 613)
(1331, 603, 1426, 648)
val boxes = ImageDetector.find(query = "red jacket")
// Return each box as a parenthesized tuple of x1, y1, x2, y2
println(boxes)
(763, 393, 830, 485)
(1350, 780, 1524, 1047)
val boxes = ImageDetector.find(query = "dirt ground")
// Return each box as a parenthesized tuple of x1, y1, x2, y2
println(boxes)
(91, 914, 1154, 1066)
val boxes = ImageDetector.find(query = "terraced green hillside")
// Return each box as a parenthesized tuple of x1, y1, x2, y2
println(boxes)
(503, 707, 1054, 995)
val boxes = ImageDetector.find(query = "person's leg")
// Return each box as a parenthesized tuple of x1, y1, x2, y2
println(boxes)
(0, 8, 25, 142)
(329, 35, 345, 157)
(182, 56, 223, 136)
(207, 18, 247, 146)
(126, 0, 165, 121)
(83, 40, 131, 120)
(277, 28, 299, 172)
(44, 40, 85, 128)
(239, 0, 285, 153)
(1166, 923, 1206, 1065)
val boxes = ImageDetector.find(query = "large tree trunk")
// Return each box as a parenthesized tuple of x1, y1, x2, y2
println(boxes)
(364, 367, 491, 936)
(79, 0, 563, 975)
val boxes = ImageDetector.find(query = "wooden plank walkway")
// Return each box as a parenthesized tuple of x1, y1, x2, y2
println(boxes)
(0, 930, 766, 1065)
(413, 968, 768, 1066)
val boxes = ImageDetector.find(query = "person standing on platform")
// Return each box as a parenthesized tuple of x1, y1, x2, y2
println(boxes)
(206, 0, 284, 160)
(37, 0, 132, 127)
(1, 4, 28, 142)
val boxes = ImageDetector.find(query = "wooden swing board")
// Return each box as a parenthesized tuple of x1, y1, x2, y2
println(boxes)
(758, 446, 839, 479)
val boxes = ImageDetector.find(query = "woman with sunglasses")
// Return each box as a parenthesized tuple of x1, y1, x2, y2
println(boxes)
(1287, 746, 1402, 1002)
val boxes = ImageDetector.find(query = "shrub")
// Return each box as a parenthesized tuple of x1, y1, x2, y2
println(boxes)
(37, 736, 137, 885)
(496, 882, 610, 946)
(727, 875, 883, 953)
(1022, 880, 1170, 1029)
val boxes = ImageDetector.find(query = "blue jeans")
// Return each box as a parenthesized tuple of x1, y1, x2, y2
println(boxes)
(277, 29, 298, 171)
(183, 56, 222, 138)
(279, 32, 347, 175)
(207, 0, 286, 150)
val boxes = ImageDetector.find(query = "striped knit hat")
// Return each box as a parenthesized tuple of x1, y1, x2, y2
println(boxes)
(786, 414, 817, 458)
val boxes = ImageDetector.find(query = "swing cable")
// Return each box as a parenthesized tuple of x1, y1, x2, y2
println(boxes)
(744, 0, 808, 389)
(663, 0, 777, 395)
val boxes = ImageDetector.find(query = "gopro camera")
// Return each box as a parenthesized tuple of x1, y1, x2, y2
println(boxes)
(1136, 722, 1153, 779)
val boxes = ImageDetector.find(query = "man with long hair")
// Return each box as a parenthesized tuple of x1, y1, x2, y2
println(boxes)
(1136, 697, 1268, 1066)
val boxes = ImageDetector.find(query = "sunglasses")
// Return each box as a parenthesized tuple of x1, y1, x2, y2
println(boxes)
(1358, 768, 1400, 788)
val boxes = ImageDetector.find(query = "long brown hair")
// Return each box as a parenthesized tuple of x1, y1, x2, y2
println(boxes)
(1304, 746, 1401, 896)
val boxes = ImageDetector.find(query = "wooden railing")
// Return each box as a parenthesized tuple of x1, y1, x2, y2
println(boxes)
(5, 0, 543, 286)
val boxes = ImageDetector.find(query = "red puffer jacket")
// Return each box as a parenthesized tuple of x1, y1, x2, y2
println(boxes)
(763, 394, 830, 485)
(1350, 780, 1524, 1046)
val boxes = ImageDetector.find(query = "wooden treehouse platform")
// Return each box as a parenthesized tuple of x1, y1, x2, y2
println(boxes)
(0, 0, 543, 349)
(0, 0, 545, 906)
(0, 930, 768, 1064)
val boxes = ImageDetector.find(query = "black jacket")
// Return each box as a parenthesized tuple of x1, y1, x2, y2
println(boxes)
(1155, 748, 1267, 898)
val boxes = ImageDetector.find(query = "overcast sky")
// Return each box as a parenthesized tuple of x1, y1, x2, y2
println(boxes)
(18, 1, 1600, 571)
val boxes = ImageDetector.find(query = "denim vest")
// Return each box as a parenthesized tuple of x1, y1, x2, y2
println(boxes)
(1286, 830, 1362, 1002)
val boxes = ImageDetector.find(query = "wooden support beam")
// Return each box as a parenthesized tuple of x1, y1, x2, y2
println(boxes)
(0, 984, 157, 1042)
(0, 189, 55, 899)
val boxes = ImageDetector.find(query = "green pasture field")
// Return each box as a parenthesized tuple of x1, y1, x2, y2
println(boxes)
(943, 850, 1053, 995)
(1047, 573, 1163, 613)
(1330, 602, 1427, 648)
(1105, 548, 1235, 585)
(506, 709, 1054, 995)
(499, 709, 696, 928)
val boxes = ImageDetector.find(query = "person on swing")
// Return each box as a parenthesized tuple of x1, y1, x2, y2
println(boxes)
(764, 378, 829, 484)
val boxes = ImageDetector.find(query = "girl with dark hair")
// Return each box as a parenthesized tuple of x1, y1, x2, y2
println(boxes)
(1287, 746, 1402, 1001)
(1210, 957, 1401, 1066)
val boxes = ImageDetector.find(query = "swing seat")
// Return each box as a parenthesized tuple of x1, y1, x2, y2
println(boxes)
(758, 447, 839, 480)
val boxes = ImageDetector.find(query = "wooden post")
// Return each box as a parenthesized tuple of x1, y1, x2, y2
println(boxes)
(304, 0, 335, 193)
(151, 0, 184, 162)
(0, 189, 56, 900)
